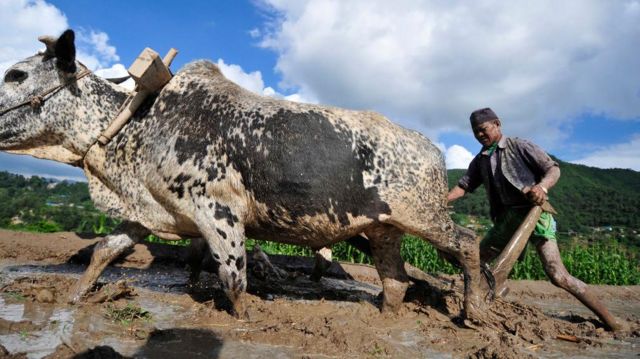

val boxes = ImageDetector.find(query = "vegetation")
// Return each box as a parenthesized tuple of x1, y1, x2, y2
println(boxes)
(0, 171, 119, 233)
(253, 233, 640, 285)
(0, 166, 638, 285)
(104, 302, 152, 326)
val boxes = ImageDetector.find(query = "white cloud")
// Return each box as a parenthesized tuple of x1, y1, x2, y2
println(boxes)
(257, 0, 640, 151)
(76, 29, 120, 71)
(94, 63, 135, 90)
(88, 31, 119, 62)
(444, 144, 474, 169)
(0, 0, 67, 74)
(216, 58, 313, 103)
(216, 58, 267, 95)
(573, 135, 640, 171)
(0, 2, 123, 75)
(249, 28, 261, 38)
(434, 141, 474, 169)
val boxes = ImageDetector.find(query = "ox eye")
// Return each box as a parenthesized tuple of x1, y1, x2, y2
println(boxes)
(4, 69, 28, 83)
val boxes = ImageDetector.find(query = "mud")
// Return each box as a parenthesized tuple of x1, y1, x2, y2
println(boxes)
(0, 229, 638, 358)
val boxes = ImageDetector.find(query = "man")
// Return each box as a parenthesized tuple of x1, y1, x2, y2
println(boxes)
(447, 108, 623, 331)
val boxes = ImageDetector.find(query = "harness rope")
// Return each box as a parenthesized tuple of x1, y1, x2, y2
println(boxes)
(0, 69, 92, 117)
(0, 68, 131, 162)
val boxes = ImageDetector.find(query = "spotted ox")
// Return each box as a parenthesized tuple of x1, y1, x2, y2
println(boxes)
(0, 30, 484, 319)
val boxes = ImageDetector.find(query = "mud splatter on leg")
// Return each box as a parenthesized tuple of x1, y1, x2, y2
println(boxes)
(365, 225, 408, 314)
(68, 221, 149, 303)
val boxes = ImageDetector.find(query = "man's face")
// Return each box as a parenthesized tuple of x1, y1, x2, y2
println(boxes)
(472, 119, 502, 147)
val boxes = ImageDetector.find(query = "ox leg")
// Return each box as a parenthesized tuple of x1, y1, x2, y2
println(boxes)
(186, 237, 209, 285)
(420, 224, 485, 321)
(310, 247, 332, 281)
(195, 208, 248, 319)
(365, 225, 408, 314)
(68, 221, 149, 304)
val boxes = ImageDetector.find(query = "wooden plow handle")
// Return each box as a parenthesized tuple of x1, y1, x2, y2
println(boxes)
(491, 205, 543, 298)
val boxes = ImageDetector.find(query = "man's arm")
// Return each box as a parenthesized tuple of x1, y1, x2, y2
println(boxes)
(516, 139, 561, 205)
(525, 161, 561, 205)
(447, 185, 466, 203)
(539, 165, 560, 191)
(449, 155, 481, 203)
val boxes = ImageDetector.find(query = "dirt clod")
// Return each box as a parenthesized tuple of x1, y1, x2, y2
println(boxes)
(36, 288, 55, 303)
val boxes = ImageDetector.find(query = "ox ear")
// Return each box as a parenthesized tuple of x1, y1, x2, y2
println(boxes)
(54, 30, 76, 73)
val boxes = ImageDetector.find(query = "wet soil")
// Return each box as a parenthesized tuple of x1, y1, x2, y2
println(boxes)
(0, 229, 638, 358)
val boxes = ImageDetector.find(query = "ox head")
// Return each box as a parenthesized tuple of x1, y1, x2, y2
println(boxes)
(0, 30, 107, 164)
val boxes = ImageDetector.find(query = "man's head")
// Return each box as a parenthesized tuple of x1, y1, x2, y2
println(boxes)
(470, 108, 502, 147)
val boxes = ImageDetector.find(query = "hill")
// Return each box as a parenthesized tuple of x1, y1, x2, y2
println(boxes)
(0, 171, 117, 233)
(0, 158, 638, 239)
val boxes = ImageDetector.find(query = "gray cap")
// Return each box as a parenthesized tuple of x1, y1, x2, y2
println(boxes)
(470, 108, 498, 127)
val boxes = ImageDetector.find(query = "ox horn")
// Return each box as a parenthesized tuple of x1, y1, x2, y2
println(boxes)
(38, 35, 57, 57)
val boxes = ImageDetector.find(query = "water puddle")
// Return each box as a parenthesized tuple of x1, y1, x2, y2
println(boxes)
(4, 263, 190, 293)
(0, 297, 25, 322)
(0, 298, 75, 359)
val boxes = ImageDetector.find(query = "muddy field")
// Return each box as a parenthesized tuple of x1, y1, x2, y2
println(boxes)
(0, 229, 638, 358)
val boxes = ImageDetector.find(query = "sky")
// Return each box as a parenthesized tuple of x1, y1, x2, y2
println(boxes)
(1, 0, 639, 182)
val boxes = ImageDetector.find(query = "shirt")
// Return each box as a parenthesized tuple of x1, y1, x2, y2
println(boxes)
(458, 136, 558, 221)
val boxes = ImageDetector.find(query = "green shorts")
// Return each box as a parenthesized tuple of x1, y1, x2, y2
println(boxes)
(481, 207, 557, 255)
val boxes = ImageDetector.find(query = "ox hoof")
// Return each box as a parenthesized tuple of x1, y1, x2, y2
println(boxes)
(380, 304, 402, 318)
(67, 283, 90, 304)
(230, 292, 251, 321)
(463, 295, 487, 323)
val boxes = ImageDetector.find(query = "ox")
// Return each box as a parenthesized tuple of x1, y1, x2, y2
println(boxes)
(0, 30, 484, 319)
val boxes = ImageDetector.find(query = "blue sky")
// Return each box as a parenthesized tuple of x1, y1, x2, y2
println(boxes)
(1, 0, 639, 181)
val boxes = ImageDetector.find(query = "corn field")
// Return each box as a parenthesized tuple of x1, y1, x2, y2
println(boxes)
(251, 235, 640, 286)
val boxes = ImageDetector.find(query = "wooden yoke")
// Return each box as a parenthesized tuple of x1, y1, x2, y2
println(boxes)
(97, 48, 178, 145)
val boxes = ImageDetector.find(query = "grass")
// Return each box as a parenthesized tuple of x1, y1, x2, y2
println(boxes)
(144, 234, 190, 247)
(104, 303, 152, 326)
(3, 291, 26, 302)
(511, 240, 640, 285)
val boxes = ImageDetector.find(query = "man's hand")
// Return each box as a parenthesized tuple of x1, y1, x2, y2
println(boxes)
(523, 185, 546, 205)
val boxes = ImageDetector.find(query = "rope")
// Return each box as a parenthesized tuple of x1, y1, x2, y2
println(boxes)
(0, 69, 91, 116)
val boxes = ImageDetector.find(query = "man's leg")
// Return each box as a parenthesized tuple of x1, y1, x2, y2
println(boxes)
(536, 239, 623, 331)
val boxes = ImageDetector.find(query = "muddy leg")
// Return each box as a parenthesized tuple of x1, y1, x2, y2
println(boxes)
(195, 204, 248, 319)
(68, 221, 149, 303)
(310, 247, 333, 281)
(424, 224, 485, 320)
(365, 225, 408, 314)
(536, 240, 623, 331)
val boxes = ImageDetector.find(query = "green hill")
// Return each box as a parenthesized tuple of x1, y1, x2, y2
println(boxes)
(0, 171, 117, 233)
(0, 158, 638, 238)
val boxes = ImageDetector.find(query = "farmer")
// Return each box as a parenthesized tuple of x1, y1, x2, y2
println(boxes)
(447, 107, 623, 331)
